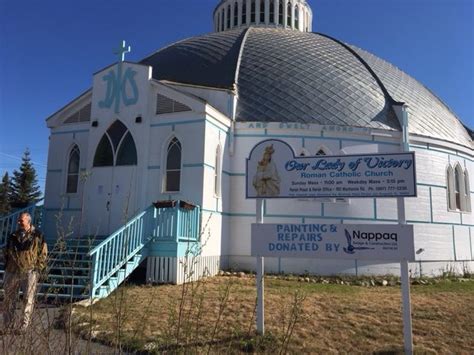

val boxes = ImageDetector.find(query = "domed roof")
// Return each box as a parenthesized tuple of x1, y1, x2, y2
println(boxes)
(141, 27, 471, 148)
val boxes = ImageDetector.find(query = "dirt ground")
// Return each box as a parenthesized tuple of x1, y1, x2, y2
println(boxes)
(71, 276, 474, 354)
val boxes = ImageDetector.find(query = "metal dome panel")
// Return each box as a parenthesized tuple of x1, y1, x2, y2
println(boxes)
(139, 27, 471, 147)
(353, 46, 472, 147)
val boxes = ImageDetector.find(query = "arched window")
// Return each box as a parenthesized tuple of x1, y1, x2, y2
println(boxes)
(66, 145, 80, 193)
(270, 1, 275, 23)
(234, 2, 238, 26)
(447, 166, 455, 210)
(454, 164, 463, 210)
(315, 149, 326, 156)
(227, 5, 231, 28)
(295, 5, 299, 29)
(278, 0, 283, 24)
(165, 138, 182, 192)
(221, 9, 225, 31)
(260, 0, 265, 22)
(464, 169, 471, 212)
(287, 2, 291, 26)
(251, 0, 256, 23)
(93, 120, 137, 167)
(214, 145, 222, 197)
(242, 1, 247, 24)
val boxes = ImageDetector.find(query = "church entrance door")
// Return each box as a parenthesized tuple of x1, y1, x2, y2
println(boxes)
(87, 119, 139, 237)
(86, 166, 138, 236)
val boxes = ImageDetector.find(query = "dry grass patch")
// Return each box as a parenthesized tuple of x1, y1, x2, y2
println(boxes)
(72, 277, 474, 353)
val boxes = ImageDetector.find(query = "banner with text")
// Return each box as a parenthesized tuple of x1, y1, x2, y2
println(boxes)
(251, 223, 415, 261)
(246, 139, 416, 199)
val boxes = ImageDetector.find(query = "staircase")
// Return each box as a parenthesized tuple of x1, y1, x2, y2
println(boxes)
(1, 201, 201, 301)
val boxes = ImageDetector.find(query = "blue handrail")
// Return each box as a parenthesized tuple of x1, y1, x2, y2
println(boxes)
(151, 204, 201, 242)
(88, 201, 201, 297)
(88, 205, 154, 297)
(0, 205, 42, 248)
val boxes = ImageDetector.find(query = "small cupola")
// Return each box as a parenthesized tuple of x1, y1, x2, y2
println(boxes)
(213, 0, 313, 33)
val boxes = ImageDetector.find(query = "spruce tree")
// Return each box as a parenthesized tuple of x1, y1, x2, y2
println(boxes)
(11, 149, 42, 208)
(0, 172, 12, 215)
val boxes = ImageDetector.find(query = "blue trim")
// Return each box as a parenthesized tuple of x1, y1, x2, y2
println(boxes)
(151, 119, 202, 127)
(418, 182, 446, 189)
(148, 165, 161, 170)
(182, 162, 215, 169)
(47, 169, 62, 173)
(51, 129, 89, 136)
(234, 133, 400, 146)
(223, 170, 246, 176)
(452, 225, 456, 261)
(410, 144, 473, 162)
(200, 208, 474, 226)
(207, 119, 229, 133)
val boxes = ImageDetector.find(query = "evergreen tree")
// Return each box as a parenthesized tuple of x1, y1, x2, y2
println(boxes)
(0, 172, 12, 215)
(11, 149, 42, 208)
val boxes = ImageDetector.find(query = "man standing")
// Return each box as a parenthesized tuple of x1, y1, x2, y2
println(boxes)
(2, 212, 48, 333)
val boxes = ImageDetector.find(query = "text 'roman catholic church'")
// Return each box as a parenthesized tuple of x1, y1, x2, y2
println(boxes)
(43, 0, 473, 296)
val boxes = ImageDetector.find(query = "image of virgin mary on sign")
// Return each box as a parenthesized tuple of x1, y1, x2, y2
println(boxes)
(252, 144, 281, 197)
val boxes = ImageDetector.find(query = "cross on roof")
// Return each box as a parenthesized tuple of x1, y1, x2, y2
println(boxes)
(114, 40, 131, 62)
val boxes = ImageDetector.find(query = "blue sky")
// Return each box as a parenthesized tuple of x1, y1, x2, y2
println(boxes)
(0, 0, 473, 192)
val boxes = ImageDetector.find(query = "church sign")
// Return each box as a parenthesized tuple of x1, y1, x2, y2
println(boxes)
(246, 139, 416, 199)
(251, 223, 415, 261)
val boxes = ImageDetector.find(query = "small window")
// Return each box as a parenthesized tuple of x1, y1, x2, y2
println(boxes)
(227, 5, 231, 28)
(270, 1, 275, 23)
(242, 2, 247, 24)
(454, 165, 462, 210)
(165, 138, 182, 192)
(251, 0, 256, 23)
(447, 166, 456, 210)
(295, 5, 299, 29)
(278, 0, 283, 24)
(287, 2, 291, 26)
(464, 170, 471, 212)
(234, 2, 238, 26)
(66, 145, 80, 193)
(221, 9, 225, 31)
(260, 0, 265, 22)
(447, 163, 471, 213)
(215, 145, 222, 197)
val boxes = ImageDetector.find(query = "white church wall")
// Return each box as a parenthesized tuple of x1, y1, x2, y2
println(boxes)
(453, 225, 472, 260)
(43, 127, 90, 239)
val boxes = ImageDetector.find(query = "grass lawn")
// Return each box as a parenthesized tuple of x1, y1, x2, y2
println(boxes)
(71, 276, 474, 354)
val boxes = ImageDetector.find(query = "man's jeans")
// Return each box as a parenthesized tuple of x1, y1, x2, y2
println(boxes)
(3, 270, 39, 329)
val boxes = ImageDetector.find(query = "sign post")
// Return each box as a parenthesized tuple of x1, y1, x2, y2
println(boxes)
(398, 104, 413, 355)
(246, 134, 417, 350)
(256, 199, 265, 334)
